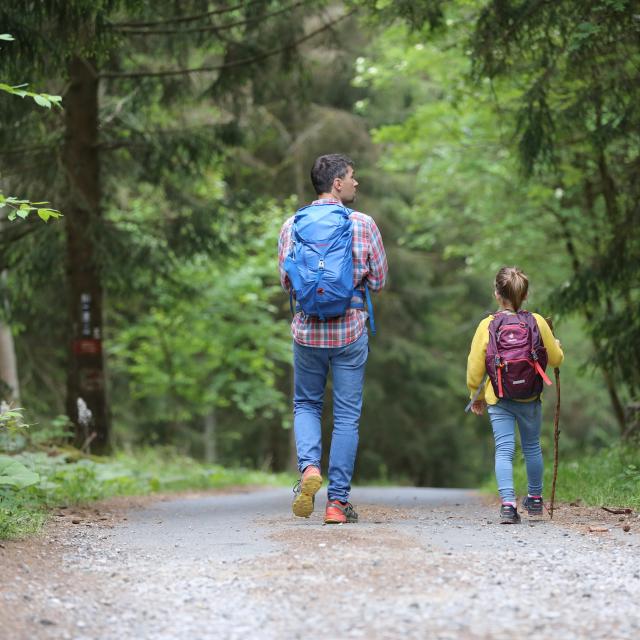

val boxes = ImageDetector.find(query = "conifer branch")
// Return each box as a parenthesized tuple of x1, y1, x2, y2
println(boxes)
(110, 0, 264, 29)
(100, 9, 357, 80)
(114, 1, 309, 36)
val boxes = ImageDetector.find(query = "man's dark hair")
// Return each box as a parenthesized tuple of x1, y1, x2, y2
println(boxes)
(310, 154, 354, 195)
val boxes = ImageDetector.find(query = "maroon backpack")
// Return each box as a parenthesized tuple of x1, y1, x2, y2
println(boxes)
(485, 310, 552, 400)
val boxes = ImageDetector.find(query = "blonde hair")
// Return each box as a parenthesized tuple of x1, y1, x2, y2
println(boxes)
(495, 266, 529, 311)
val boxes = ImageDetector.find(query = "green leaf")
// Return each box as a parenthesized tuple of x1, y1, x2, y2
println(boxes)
(32, 94, 51, 108)
(7, 211, 17, 221)
(44, 94, 62, 108)
(0, 456, 40, 489)
(0, 34, 15, 41)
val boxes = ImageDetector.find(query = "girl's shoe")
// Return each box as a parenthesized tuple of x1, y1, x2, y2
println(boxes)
(522, 495, 544, 516)
(324, 500, 358, 524)
(499, 503, 521, 524)
(292, 465, 322, 518)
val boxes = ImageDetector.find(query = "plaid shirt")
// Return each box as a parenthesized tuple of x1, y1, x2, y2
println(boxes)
(278, 199, 388, 347)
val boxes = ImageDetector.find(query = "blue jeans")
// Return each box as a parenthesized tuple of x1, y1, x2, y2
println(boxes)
(487, 399, 543, 503)
(293, 332, 369, 502)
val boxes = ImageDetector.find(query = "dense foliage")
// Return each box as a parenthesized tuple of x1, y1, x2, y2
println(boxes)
(1, 1, 637, 509)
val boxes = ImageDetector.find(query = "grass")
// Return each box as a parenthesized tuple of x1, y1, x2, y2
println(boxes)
(0, 446, 294, 540)
(5, 438, 638, 540)
(482, 441, 640, 509)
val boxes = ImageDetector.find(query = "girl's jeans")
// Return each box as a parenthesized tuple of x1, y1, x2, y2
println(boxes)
(487, 398, 543, 503)
(293, 332, 368, 503)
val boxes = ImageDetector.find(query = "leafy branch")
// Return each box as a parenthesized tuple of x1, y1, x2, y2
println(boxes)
(0, 35, 62, 108)
(0, 34, 62, 222)
(0, 194, 62, 223)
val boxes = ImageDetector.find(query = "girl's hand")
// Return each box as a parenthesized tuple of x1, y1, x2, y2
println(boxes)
(471, 399, 487, 416)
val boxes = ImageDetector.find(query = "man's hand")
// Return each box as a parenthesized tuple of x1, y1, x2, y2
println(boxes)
(470, 399, 487, 416)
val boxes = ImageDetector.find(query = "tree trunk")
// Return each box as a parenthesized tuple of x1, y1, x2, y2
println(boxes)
(0, 271, 19, 403)
(0, 324, 20, 404)
(555, 192, 627, 434)
(62, 56, 110, 453)
(204, 409, 217, 464)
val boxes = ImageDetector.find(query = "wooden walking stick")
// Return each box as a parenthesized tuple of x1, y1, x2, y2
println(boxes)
(546, 317, 561, 519)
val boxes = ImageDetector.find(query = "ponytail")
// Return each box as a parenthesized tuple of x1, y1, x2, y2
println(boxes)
(495, 266, 529, 311)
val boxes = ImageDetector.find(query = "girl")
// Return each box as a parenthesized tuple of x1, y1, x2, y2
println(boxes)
(467, 266, 564, 524)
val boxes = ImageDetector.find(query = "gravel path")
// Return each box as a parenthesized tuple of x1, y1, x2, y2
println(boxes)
(1, 486, 639, 639)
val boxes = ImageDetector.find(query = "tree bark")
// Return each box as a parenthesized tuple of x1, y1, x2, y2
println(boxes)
(581, 179, 627, 433)
(552, 192, 627, 434)
(0, 324, 20, 403)
(204, 409, 217, 464)
(0, 271, 19, 403)
(62, 56, 110, 453)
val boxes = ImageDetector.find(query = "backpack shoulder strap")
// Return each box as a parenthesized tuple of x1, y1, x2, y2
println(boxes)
(519, 310, 543, 346)
(364, 282, 376, 336)
(487, 311, 504, 348)
(520, 311, 553, 386)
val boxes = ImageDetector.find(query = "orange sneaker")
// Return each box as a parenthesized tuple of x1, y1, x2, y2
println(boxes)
(324, 500, 358, 524)
(292, 465, 322, 518)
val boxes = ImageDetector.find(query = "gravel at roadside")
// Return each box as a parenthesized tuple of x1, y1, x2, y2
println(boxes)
(1, 487, 639, 640)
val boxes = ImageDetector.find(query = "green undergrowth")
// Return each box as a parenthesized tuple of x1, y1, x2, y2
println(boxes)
(482, 441, 640, 509)
(0, 447, 294, 540)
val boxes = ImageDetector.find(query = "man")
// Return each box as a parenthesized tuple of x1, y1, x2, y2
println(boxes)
(278, 154, 388, 524)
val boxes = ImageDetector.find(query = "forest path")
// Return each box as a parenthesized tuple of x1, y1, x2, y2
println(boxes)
(2, 486, 640, 640)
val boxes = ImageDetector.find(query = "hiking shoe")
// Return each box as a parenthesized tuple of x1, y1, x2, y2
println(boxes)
(324, 500, 358, 524)
(499, 503, 521, 524)
(523, 495, 544, 516)
(292, 465, 322, 518)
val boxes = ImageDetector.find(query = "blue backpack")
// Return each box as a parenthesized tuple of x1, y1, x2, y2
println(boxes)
(283, 202, 376, 333)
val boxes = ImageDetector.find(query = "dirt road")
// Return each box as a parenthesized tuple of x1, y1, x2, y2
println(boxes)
(1, 486, 639, 639)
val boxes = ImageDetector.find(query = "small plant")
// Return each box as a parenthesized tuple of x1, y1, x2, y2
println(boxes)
(0, 403, 27, 434)
(618, 464, 640, 494)
(28, 415, 74, 448)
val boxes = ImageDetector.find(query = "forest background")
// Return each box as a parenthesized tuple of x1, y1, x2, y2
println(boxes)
(0, 0, 638, 517)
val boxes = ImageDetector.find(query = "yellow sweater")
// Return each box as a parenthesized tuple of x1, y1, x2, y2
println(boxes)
(467, 312, 564, 405)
